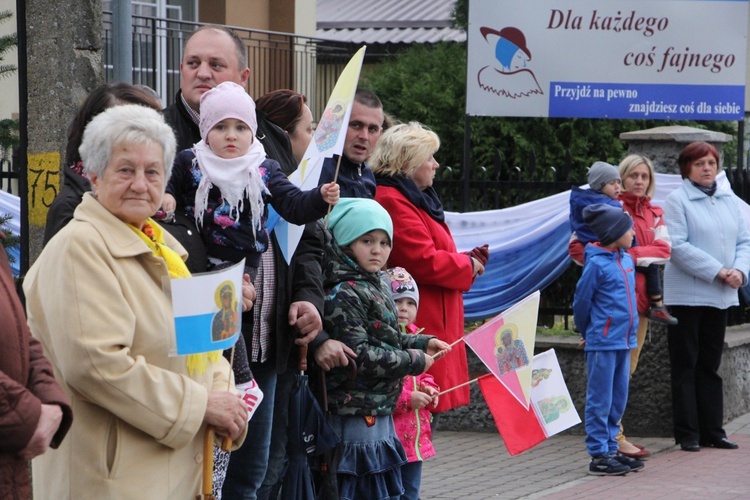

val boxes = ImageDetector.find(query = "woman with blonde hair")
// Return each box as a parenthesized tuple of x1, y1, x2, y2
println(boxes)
(613, 153, 674, 459)
(371, 121, 489, 413)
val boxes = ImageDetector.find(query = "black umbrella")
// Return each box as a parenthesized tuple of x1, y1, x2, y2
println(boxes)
(281, 345, 339, 500)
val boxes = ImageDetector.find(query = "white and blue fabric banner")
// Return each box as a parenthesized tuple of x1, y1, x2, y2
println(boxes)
(0, 189, 20, 276)
(447, 171, 750, 320)
(170, 259, 245, 356)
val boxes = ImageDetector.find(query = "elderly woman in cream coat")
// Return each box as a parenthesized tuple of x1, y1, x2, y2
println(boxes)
(24, 104, 250, 499)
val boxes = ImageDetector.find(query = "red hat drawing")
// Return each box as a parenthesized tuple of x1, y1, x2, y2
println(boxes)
(480, 26, 531, 60)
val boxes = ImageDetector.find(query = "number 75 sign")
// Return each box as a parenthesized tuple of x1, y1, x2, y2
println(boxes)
(27, 152, 60, 226)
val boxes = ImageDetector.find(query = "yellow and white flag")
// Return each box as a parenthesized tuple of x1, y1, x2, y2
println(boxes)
(273, 46, 367, 263)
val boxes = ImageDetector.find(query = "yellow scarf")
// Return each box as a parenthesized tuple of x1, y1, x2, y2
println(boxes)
(129, 220, 222, 375)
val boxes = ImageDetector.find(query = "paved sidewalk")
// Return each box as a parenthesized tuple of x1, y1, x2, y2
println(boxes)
(421, 413, 750, 499)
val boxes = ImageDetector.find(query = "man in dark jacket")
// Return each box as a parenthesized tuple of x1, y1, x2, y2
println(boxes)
(163, 24, 328, 499)
(0, 232, 73, 499)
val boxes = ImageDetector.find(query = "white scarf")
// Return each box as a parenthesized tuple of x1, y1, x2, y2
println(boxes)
(193, 138, 269, 237)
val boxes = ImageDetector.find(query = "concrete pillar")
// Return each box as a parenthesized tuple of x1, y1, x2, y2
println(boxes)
(620, 125, 734, 175)
(25, 0, 103, 264)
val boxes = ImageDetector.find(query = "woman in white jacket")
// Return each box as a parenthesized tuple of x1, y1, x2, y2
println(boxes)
(663, 141, 750, 453)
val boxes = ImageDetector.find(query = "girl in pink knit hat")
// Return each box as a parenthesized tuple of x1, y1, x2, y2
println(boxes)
(163, 81, 338, 274)
(162, 81, 338, 496)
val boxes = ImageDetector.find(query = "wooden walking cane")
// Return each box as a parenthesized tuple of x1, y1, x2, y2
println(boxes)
(220, 345, 237, 452)
(197, 426, 216, 500)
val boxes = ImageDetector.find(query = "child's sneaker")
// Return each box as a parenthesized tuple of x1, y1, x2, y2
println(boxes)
(648, 305, 678, 325)
(588, 455, 630, 476)
(613, 453, 645, 472)
(236, 379, 264, 422)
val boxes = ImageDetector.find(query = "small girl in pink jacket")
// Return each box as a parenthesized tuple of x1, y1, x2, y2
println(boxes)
(386, 267, 440, 500)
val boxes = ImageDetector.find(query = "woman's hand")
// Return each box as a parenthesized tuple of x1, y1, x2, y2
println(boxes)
(17, 404, 63, 460)
(314, 339, 356, 371)
(320, 182, 340, 206)
(720, 268, 744, 289)
(426, 338, 450, 361)
(161, 193, 177, 212)
(241, 274, 256, 312)
(471, 257, 485, 277)
(204, 390, 247, 441)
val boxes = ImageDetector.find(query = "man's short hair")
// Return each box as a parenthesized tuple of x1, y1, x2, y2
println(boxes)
(185, 25, 248, 70)
(354, 89, 383, 110)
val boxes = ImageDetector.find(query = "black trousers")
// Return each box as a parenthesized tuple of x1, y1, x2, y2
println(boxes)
(667, 305, 728, 444)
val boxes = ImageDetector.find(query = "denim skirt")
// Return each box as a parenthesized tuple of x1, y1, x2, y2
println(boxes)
(329, 414, 407, 500)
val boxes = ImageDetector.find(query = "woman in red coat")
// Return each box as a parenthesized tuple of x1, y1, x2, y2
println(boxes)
(0, 232, 73, 499)
(371, 122, 488, 412)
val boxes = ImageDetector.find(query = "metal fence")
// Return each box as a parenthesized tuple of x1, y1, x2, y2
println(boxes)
(0, 156, 17, 195)
(434, 148, 597, 213)
(101, 12, 358, 121)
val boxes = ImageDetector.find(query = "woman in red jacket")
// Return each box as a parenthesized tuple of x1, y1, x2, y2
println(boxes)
(371, 122, 488, 412)
(614, 155, 673, 458)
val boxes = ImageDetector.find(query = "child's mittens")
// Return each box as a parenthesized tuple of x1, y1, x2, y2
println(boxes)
(236, 379, 264, 422)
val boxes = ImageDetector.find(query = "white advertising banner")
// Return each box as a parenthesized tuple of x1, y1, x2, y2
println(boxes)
(466, 0, 748, 120)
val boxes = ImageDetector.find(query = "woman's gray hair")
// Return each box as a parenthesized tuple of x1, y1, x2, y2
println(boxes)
(79, 104, 177, 181)
(618, 154, 656, 198)
(369, 122, 439, 178)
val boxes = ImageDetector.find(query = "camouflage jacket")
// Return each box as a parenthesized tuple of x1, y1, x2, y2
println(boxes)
(323, 240, 434, 416)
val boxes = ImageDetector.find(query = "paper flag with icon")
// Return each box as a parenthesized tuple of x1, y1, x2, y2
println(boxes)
(271, 46, 367, 263)
(479, 348, 580, 455)
(528, 349, 581, 437)
(169, 259, 245, 356)
(464, 290, 539, 408)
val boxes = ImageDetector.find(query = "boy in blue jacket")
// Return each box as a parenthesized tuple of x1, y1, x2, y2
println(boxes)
(573, 204, 643, 476)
